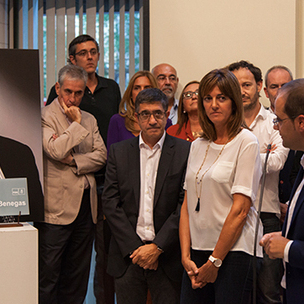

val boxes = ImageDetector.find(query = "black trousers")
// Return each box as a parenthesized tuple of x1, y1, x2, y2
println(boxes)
(94, 181, 115, 304)
(35, 190, 94, 304)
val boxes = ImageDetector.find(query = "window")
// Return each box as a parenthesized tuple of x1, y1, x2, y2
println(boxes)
(8, 0, 149, 103)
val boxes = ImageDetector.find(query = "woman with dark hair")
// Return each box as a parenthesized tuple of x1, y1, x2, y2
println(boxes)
(167, 81, 202, 141)
(179, 69, 263, 303)
(107, 71, 158, 149)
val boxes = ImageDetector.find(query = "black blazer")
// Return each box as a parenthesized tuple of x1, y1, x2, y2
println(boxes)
(282, 167, 304, 303)
(102, 134, 190, 281)
(0, 136, 44, 222)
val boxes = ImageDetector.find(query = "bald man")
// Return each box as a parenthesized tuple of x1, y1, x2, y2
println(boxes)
(152, 63, 179, 124)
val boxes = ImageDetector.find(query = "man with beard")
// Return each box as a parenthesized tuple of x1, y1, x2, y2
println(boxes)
(152, 63, 179, 124)
(228, 60, 289, 304)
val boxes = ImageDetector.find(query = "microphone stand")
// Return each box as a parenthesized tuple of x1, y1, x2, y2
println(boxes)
(253, 144, 272, 304)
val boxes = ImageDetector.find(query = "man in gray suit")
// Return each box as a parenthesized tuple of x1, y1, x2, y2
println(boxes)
(103, 88, 190, 304)
(35, 65, 107, 304)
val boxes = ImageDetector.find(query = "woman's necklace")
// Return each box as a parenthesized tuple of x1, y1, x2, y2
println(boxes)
(195, 140, 228, 212)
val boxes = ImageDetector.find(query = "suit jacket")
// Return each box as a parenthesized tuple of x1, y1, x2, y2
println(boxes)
(41, 99, 107, 225)
(282, 167, 304, 303)
(102, 134, 191, 281)
(0, 136, 44, 222)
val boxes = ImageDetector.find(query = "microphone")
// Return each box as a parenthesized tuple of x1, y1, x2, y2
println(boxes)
(252, 144, 272, 304)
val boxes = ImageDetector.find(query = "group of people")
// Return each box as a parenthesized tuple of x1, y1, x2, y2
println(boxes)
(30, 33, 304, 304)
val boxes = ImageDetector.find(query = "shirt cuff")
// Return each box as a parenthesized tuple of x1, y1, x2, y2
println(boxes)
(284, 240, 293, 263)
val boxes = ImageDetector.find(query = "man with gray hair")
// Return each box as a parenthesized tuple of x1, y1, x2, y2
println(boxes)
(36, 64, 107, 304)
(260, 78, 304, 303)
(152, 63, 179, 124)
(264, 65, 293, 112)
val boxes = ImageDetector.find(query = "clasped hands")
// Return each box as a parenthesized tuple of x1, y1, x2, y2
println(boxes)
(183, 258, 218, 289)
(130, 243, 161, 270)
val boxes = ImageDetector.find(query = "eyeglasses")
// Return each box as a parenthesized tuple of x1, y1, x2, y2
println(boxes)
(183, 90, 199, 100)
(272, 117, 291, 126)
(137, 110, 165, 121)
(156, 75, 177, 83)
(75, 48, 98, 57)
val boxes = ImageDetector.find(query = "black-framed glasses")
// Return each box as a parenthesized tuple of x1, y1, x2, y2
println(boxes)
(137, 110, 165, 121)
(183, 90, 199, 100)
(272, 117, 291, 126)
(75, 48, 98, 57)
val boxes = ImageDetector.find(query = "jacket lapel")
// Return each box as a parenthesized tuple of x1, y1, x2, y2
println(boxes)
(129, 137, 140, 208)
(283, 167, 304, 235)
(153, 135, 174, 206)
(50, 99, 70, 133)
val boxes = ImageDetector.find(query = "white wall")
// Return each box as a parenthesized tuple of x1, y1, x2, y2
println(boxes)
(150, 0, 298, 107)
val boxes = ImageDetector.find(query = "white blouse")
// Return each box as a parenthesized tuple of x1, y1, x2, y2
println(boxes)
(184, 129, 263, 257)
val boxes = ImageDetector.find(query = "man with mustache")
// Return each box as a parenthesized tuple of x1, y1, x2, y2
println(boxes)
(228, 60, 289, 304)
(152, 63, 179, 124)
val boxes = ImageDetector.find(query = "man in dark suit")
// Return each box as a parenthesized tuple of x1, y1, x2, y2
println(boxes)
(0, 135, 44, 222)
(102, 88, 190, 304)
(260, 79, 304, 303)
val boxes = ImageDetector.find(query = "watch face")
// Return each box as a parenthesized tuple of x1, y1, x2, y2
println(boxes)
(214, 259, 222, 267)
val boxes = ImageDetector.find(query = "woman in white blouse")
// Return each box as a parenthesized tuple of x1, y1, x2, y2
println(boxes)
(180, 69, 263, 303)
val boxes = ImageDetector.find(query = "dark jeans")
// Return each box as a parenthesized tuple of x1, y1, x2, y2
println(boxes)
(115, 263, 180, 304)
(257, 214, 283, 304)
(180, 250, 256, 304)
(35, 190, 94, 304)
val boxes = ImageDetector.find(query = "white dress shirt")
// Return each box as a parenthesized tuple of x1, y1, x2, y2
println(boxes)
(250, 104, 289, 215)
(0, 167, 4, 179)
(169, 98, 179, 125)
(136, 131, 166, 241)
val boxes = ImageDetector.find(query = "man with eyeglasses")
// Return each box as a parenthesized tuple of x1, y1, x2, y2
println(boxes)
(260, 79, 304, 303)
(102, 88, 190, 304)
(264, 66, 297, 223)
(228, 60, 289, 304)
(46, 34, 121, 304)
(152, 63, 179, 124)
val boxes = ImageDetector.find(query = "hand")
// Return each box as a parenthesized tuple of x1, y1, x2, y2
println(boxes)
(280, 202, 288, 225)
(60, 154, 74, 165)
(130, 244, 161, 270)
(60, 98, 82, 123)
(259, 232, 289, 259)
(182, 258, 202, 289)
(195, 260, 218, 288)
(269, 143, 277, 152)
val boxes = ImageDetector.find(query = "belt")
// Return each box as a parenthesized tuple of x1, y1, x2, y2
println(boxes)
(260, 212, 276, 220)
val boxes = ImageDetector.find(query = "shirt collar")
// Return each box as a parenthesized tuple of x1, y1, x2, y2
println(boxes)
(300, 154, 304, 169)
(255, 103, 268, 120)
(139, 131, 166, 151)
(173, 98, 179, 110)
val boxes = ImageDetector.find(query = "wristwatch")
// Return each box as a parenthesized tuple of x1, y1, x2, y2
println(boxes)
(208, 255, 222, 268)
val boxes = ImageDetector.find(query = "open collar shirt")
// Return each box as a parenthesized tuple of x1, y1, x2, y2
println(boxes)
(136, 131, 166, 241)
(250, 104, 289, 215)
